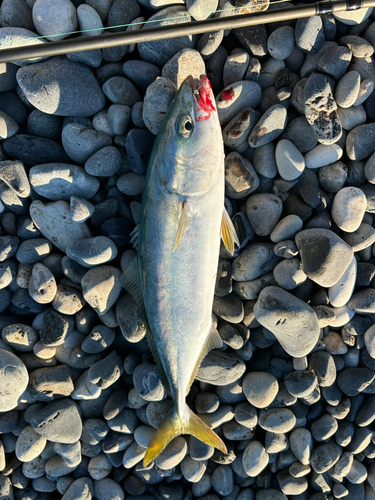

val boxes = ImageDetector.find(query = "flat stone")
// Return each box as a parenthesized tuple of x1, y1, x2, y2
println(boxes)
(142, 77, 177, 135)
(102, 76, 141, 107)
(248, 104, 287, 148)
(242, 372, 278, 408)
(66, 236, 117, 268)
(254, 286, 320, 357)
(328, 255, 357, 308)
(30, 200, 92, 253)
(245, 193, 283, 236)
(30, 399, 82, 443)
(81, 265, 122, 315)
(32, 0, 78, 41)
(3, 134, 69, 166)
(84, 146, 122, 177)
(346, 123, 375, 160)
(62, 123, 112, 164)
(331, 187, 366, 232)
(223, 107, 260, 151)
(295, 228, 354, 287)
(333, 7, 373, 25)
(0, 348, 29, 411)
(242, 441, 268, 477)
(275, 139, 305, 180)
(232, 242, 281, 281)
(224, 152, 259, 199)
(295, 16, 325, 53)
(17, 58, 105, 116)
(223, 51, 249, 88)
(318, 46, 352, 80)
(335, 71, 361, 107)
(310, 442, 342, 473)
(196, 351, 246, 386)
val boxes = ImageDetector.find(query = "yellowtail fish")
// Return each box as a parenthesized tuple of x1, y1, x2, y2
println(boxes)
(120, 74, 239, 466)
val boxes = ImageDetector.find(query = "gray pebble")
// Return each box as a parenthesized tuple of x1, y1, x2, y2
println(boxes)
(248, 104, 287, 148)
(84, 146, 122, 177)
(310, 442, 342, 473)
(216, 81, 262, 126)
(225, 152, 259, 199)
(70, 195, 94, 223)
(28, 262, 56, 304)
(17, 58, 105, 116)
(246, 193, 283, 236)
(16, 238, 53, 264)
(252, 142, 277, 178)
(107, 105, 131, 136)
(143, 77, 177, 135)
(319, 161, 348, 192)
(77, 3, 104, 37)
(309, 350, 337, 387)
(268, 26, 295, 60)
(2, 323, 38, 352)
(242, 371, 278, 408)
(223, 108, 260, 151)
(311, 414, 338, 441)
(61, 477, 94, 500)
(242, 441, 268, 477)
(335, 71, 361, 107)
(318, 46, 352, 80)
(62, 123, 112, 164)
(88, 350, 123, 389)
(155, 436, 187, 469)
(81, 265, 121, 315)
(102, 77, 141, 107)
(346, 123, 375, 160)
(162, 48, 205, 89)
(52, 284, 86, 315)
(295, 16, 325, 54)
(32, 0, 78, 41)
(66, 236, 117, 268)
(337, 103, 366, 130)
(196, 351, 246, 386)
(223, 52, 249, 88)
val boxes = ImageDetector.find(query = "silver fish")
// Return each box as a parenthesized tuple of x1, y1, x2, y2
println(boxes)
(120, 75, 238, 465)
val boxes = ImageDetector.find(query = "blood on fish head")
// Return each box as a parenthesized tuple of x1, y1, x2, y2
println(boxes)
(189, 75, 216, 122)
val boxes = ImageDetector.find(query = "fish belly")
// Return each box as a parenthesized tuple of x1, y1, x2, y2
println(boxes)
(139, 176, 224, 403)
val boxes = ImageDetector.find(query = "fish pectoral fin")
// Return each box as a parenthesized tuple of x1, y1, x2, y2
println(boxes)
(221, 208, 240, 256)
(187, 325, 223, 393)
(119, 256, 148, 327)
(130, 225, 139, 250)
(173, 200, 189, 252)
(143, 406, 227, 467)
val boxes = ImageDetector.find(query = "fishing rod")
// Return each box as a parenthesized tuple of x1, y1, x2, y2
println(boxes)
(0, 0, 373, 64)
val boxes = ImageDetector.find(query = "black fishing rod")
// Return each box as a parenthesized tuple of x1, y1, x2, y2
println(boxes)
(0, 0, 373, 64)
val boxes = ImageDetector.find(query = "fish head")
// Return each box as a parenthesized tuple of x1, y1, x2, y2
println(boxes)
(156, 75, 224, 197)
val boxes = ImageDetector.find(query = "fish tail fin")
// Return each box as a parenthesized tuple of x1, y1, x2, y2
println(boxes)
(143, 406, 227, 467)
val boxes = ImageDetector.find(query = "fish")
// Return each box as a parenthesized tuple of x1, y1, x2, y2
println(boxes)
(120, 74, 239, 466)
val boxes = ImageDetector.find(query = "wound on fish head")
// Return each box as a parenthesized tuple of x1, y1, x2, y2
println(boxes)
(151, 75, 224, 198)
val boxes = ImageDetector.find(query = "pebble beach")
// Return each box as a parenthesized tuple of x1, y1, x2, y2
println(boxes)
(1, 0, 375, 499)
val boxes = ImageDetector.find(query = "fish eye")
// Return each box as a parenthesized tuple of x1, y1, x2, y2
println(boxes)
(176, 116, 194, 138)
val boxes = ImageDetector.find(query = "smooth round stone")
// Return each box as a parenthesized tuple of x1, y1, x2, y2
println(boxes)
(333, 7, 373, 25)
(62, 123, 112, 164)
(337, 104, 366, 130)
(304, 144, 343, 169)
(310, 442, 342, 473)
(0, 27, 47, 67)
(258, 408, 296, 433)
(295, 16, 325, 53)
(225, 152, 259, 199)
(66, 236, 117, 268)
(348, 288, 375, 313)
(142, 77, 177, 135)
(254, 286, 320, 357)
(248, 104, 287, 148)
(15, 424, 47, 462)
(195, 393, 220, 414)
(81, 324, 115, 354)
(252, 142, 277, 178)
(155, 436, 187, 470)
(88, 453, 112, 479)
(133, 363, 165, 402)
(0, 348, 28, 410)
(354, 79, 374, 106)
(242, 372, 278, 409)
(102, 77, 141, 107)
(70, 195, 94, 223)
(337, 367, 375, 396)
(277, 471, 307, 495)
(332, 187, 366, 232)
(216, 81, 262, 126)
(84, 146, 122, 177)
(94, 478, 124, 500)
(32, 0, 78, 41)
(222, 51, 249, 88)
(280, 116, 318, 154)
(0, 259, 16, 289)
(3, 134, 69, 167)
(138, 7, 198, 67)
(29, 262, 57, 304)
(327, 254, 356, 308)
(365, 324, 375, 359)
(245, 193, 282, 237)
(88, 351, 123, 390)
(196, 351, 246, 386)
(116, 293, 147, 344)
(295, 228, 354, 287)
(270, 215, 303, 243)
(311, 414, 339, 441)
(16, 238, 53, 264)
(275, 139, 305, 181)
(284, 371, 318, 398)
(81, 265, 122, 315)
(52, 285, 86, 315)
(30, 200, 92, 253)
(340, 35, 373, 58)
(319, 161, 348, 192)
(17, 58, 105, 116)
(346, 123, 375, 160)
(267, 26, 295, 60)
(242, 441, 268, 477)
(31, 162, 100, 201)
(335, 71, 361, 108)
(289, 428, 312, 465)
(123, 60, 159, 92)
(0, 109, 18, 139)
(77, 3, 104, 37)
(107, 104, 131, 136)
(318, 46, 352, 80)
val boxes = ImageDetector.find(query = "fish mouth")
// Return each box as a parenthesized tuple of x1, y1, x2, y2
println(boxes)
(188, 74, 216, 122)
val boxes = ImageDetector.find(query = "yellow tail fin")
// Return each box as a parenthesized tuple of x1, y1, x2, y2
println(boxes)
(143, 406, 227, 466)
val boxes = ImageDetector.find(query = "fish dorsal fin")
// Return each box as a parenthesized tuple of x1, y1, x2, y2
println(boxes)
(173, 201, 189, 252)
(187, 325, 223, 395)
(221, 208, 240, 256)
(120, 258, 171, 395)
(130, 225, 140, 250)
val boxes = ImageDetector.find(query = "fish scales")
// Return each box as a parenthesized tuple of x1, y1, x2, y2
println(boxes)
(121, 75, 238, 465)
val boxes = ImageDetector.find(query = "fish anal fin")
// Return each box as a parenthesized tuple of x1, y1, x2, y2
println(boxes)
(221, 208, 240, 256)
(130, 225, 140, 250)
(173, 201, 189, 252)
(143, 406, 227, 467)
(120, 257, 171, 396)
(187, 325, 223, 394)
